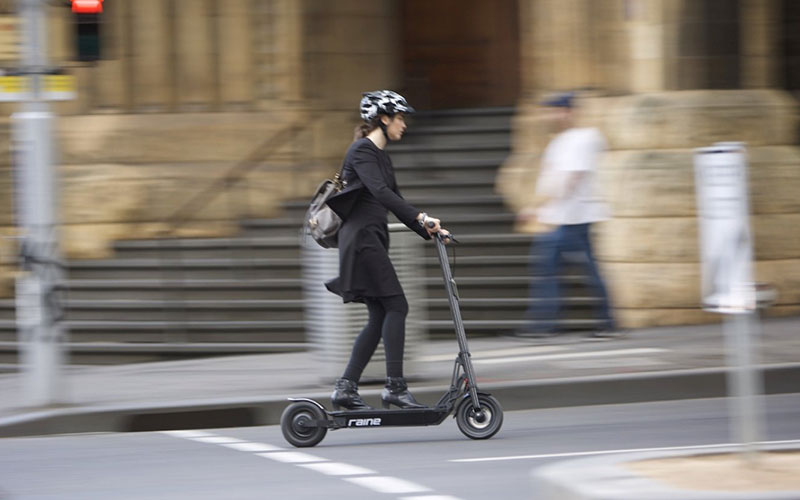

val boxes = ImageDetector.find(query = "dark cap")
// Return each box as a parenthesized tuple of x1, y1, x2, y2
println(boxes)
(540, 92, 574, 108)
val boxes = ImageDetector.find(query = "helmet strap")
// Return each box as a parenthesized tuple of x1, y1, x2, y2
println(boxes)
(378, 118, 389, 139)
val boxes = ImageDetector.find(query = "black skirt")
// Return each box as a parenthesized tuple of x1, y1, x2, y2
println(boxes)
(325, 222, 402, 303)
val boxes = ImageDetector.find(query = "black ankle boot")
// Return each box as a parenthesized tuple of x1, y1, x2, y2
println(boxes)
(331, 378, 373, 411)
(381, 377, 426, 409)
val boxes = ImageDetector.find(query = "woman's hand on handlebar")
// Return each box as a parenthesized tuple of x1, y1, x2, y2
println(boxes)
(418, 213, 451, 242)
(419, 213, 441, 236)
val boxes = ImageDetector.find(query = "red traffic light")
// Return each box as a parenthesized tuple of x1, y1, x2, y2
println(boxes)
(72, 0, 103, 14)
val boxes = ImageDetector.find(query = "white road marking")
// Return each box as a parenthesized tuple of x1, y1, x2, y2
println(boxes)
(189, 436, 245, 444)
(420, 345, 565, 362)
(161, 430, 461, 499)
(449, 439, 800, 463)
(473, 347, 667, 365)
(221, 442, 285, 453)
(160, 430, 214, 438)
(256, 451, 327, 463)
(400, 496, 463, 500)
(344, 476, 432, 494)
(297, 462, 376, 476)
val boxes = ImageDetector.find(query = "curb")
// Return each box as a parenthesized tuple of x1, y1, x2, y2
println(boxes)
(530, 442, 800, 499)
(1, 363, 799, 438)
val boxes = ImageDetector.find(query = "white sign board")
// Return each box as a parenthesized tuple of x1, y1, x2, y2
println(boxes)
(693, 143, 755, 313)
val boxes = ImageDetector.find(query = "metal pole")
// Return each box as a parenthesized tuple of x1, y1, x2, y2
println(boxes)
(723, 311, 765, 462)
(13, 0, 67, 406)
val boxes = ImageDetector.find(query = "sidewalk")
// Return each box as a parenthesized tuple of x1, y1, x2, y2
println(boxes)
(1, 316, 799, 437)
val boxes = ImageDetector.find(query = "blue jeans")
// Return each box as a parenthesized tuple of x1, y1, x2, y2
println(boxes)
(524, 223, 615, 333)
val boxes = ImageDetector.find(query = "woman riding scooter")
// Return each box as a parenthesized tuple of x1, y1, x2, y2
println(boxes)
(325, 90, 451, 410)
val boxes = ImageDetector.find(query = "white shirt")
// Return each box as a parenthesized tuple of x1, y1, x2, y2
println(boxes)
(535, 127, 610, 225)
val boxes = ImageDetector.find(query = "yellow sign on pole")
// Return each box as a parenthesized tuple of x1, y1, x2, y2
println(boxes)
(43, 74, 76, 98)
(0, 73, 75, 101)
(0, 74, 27, 100)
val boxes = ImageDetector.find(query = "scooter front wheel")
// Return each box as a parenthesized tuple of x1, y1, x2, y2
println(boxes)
(281, 402, 328, 447)
(455, 394, 503, 440)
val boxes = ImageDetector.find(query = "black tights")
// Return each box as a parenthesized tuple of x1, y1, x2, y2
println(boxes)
(342, 294, 408, 382)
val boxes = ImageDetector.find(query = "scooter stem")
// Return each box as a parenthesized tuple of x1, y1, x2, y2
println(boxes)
(433, 232, 482, 410)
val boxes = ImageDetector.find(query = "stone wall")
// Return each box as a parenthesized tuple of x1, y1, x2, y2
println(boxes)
(591, 91, 800, 326)
(0, 108, 326, 256)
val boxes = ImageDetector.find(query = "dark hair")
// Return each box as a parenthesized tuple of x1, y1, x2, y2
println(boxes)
(353, 116, 384, 141)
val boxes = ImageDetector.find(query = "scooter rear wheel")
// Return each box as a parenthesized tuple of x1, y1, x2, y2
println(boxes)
(281, 402, 328, 447)
(455, 394, 503, 440)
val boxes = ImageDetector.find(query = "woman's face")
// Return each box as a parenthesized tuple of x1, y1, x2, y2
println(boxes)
(382, 114, 407, 141)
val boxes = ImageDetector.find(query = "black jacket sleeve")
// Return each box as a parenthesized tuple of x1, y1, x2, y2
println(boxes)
(351, 143, 431, 240)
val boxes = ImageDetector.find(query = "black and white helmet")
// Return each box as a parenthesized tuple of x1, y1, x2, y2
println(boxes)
(360, 90, 415, 121)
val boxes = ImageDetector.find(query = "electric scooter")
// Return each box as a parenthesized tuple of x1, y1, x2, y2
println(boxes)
(280, 228, 503, 447)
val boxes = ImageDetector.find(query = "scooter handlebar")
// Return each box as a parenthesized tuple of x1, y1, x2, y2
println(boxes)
(426, 220, 455, 243)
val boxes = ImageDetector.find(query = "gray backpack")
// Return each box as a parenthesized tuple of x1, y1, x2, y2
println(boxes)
(304, 173, 344, 249)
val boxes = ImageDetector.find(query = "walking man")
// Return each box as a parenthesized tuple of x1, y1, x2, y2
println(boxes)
(518, 92, 619, 339)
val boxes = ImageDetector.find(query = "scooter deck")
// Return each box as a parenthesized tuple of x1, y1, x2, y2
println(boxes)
(327, 406, 450, 429)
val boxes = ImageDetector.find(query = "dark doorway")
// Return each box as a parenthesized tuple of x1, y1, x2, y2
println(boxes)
(674, 0, 741, 89)
(782, 0, 800, 99)
(401, 0, 520, 110)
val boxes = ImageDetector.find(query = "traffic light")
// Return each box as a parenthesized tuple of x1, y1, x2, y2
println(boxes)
(72, 1, 102, 62)
(71, 0, 103, 14)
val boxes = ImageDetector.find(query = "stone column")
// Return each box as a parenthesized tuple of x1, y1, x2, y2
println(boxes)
(175, 0, 214, 110)
(131, 0, 171, 111)
(273, 0, 303, 104)
(525, 0, 598, 93)
(626, 0, 666, 92)
(218, 0, 255, 108)
(589, 90, 800, 327)
(740, 0, 781, 88)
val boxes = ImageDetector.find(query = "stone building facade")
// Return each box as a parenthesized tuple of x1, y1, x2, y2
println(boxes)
(0, 0, 797, 327)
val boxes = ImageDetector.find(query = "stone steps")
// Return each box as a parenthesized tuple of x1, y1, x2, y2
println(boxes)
(392, 151, 509, 173)
(0, 295, 600, 323)
(110, 233, 532, 260)
(0, 341, 306, 365)
(394, 157, 506, 179)
(0, 314, 605, 344)
(281, 194, 510, 221)
(65, 253, 588, 281)
(0, 319, 306, 343)
(53, 274, 590, 303)
(58, 278, 305, 300)
(239, 213, 517, 238)
(65, 258, 303, 280)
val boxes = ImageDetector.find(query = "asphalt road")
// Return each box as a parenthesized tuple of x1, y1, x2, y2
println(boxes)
(1, 394, 799, 500)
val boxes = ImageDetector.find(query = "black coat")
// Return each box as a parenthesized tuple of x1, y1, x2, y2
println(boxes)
(325, 138, 430, 303)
